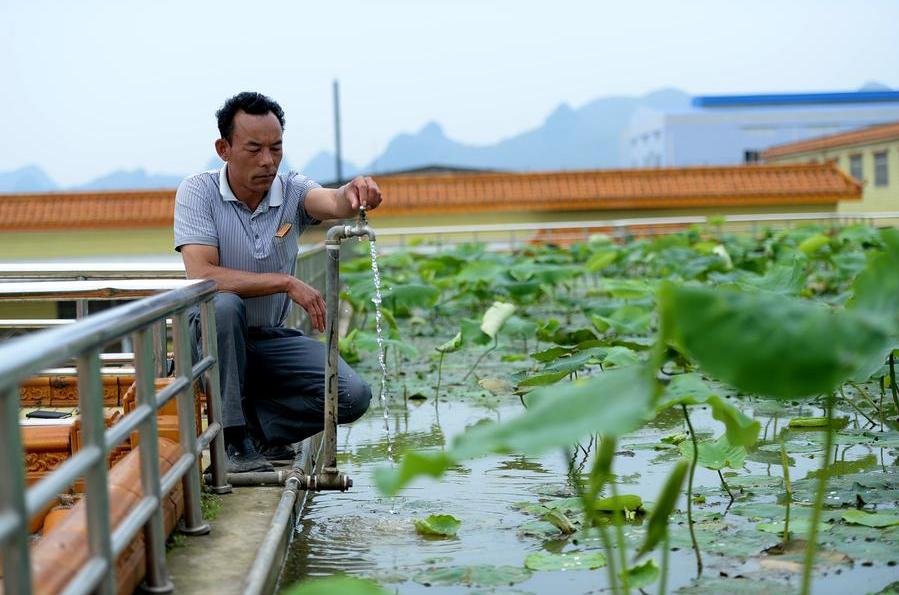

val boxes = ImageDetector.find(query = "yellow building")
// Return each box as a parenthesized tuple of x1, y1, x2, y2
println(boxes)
(763, 121, 899, 212)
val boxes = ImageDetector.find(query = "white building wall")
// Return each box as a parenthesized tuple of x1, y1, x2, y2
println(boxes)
(621, 101, 899, 168)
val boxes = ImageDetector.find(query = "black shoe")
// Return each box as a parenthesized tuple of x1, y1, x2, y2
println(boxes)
(252, 438, 296, 465)
(225, 437, 275, 473)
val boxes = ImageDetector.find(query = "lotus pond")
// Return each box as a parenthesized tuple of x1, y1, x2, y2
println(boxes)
(281, 223, 899, 595)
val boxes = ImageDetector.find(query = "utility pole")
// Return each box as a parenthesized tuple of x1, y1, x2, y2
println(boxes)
(333, 79, 343, 185)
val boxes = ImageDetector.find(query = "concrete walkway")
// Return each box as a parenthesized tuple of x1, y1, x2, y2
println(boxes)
(165, 486, 284, 594)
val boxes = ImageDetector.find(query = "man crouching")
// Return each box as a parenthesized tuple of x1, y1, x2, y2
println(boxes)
(174, 91, 381, 473)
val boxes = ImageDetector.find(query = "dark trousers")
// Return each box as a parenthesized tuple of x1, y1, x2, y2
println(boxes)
(190, 292, 372, 446)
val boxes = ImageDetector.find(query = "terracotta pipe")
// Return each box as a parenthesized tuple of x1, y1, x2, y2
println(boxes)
(26, 438, 184, 595)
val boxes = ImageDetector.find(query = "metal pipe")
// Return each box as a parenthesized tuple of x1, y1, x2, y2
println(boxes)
(243, 476, 301, 595)
(154, 375, 191, 409)
(133, 328, 174, 594)
(0, 510, 18, 544)
(197, 421, 224, 450)
(26, 447, 103, 517)
(200, 299, 231, 495)
(160, 454, 197, 495)
(78, 350, 115, 595)
(322, 243, 340, 474)
(242, 434, 320, 595)
(59, 557, 109, 595)
(319, 213, 375, 489)
(105, 403, 153, 451)
(207, 470, 290, 487)
(172, 311, 210, 536)
(0, 386, 32, 595)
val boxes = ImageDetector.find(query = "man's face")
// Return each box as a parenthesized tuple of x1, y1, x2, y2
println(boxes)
(217, 110, 283, 197)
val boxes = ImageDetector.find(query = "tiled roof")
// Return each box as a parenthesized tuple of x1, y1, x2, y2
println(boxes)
(0, 189, 174, 231)
(763, 121, 899, 159)
(373, 163, 860, 216)
(0, 163, 860, 230)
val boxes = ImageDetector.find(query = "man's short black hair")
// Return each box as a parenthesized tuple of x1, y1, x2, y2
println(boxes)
(216, 92, 286, 141)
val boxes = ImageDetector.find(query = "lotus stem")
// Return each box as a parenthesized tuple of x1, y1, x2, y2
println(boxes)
(889, 354, 899, 414)
(609, 480, 631, 595)
(598, 523, 620, 595)
(800, 392, 835, 595)
(717, 469, 735, 506)
(850, 382, 883, 420)
(842, 386, 877, 427)
(463, 336, 498, 381)
(579, 440, 618, 595)
(681, 404, 703, 577)
(780, 436, 792, 543)
(435, 352, 445, 401)
(659, 531, 670, 595)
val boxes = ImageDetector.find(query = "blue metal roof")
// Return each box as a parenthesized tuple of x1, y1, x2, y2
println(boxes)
(692, 91, 899, 108)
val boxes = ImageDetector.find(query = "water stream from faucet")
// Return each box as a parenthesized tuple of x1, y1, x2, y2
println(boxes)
(367, 239, 393, 474)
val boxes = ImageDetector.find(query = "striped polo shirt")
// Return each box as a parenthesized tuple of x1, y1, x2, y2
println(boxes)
(173, 164, 321, 327)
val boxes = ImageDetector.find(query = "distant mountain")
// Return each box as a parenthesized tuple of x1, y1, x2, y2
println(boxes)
(76, 168, 184, 190)
(362, 88, 691, 173)
(0, 165, 58, 193)
(11, 83, 896, 193)
(300, 151, 360, 183)
(859, 81, 893, 92)
(208, 154, 303, 177)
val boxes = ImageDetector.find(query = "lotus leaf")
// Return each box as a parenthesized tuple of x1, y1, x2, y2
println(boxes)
(414, 514, 461, 537)
(542, 508, 576, 534)
(657, 374, 760, 447)
(679, 434, 746, 471)
(282, 577, 389, 595)
(658, 282, 890, 399)
(586, 250, 618, 272)
(798, 233, 830, 255)
(381, 283, 439, 308)
(412, 565, 531, 587)
(622, 559, 660, 588)
(436, 332, 462, 353)
(841, 510, 899, 528)
(481, 302, 516, 338)
(788, 416, 849, 429)
(524, 550, 606, 571)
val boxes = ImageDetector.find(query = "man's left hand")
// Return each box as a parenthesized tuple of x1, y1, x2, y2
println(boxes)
(342, 176, 382, 211)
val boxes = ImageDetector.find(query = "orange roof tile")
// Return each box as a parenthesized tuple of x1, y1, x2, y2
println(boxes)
(0, 189, 174, 231)
(763, 121, 899, 159)
(372, 163, 860, 216)
(0, 163, 860, 231)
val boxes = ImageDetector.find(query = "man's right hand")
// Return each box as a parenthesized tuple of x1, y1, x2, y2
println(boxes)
(286, 277, 326, 332)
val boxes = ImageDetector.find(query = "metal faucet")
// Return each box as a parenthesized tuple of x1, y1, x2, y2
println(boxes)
(305, 208, 375, 491)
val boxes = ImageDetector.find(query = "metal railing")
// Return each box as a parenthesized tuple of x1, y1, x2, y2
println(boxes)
(0, 279, 229, 594)
(365, 210, 899, 250)
(0, 245, 330, 337)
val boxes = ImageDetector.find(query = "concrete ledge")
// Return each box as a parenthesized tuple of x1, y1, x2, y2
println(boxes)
(165, 435, 320, 595)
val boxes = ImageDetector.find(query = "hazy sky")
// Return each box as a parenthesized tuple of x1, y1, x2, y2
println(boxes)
(2, 0, 898, 186)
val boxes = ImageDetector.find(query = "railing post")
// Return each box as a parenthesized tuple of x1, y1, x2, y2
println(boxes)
(172, 311, 210, 535)
(153, 320, 168, 377)
(133, 328, 175, 594)
(78, 350, 116, 595)
(0, 385, 32, 595)
(200, 299, 231, 494)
